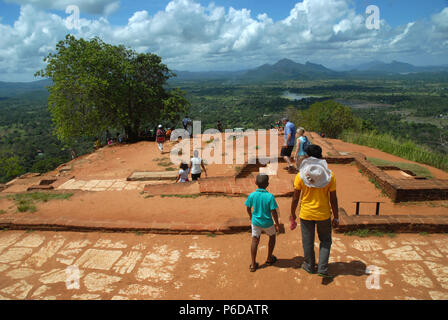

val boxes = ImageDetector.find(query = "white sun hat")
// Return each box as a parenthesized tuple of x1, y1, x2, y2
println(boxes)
(299, 157, 332, 188)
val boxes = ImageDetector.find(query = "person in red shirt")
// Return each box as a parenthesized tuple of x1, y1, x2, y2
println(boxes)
(156, 125, 166, 153)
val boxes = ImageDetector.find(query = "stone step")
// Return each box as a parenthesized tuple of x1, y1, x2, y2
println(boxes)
(27, 185, 54, 191)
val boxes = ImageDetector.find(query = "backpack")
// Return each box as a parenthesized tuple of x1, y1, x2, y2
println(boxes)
(302, 136, 311, 151)
(156, 129, 166, 142)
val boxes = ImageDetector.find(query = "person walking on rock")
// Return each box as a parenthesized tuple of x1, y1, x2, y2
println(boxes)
(190, 150, 207, 181)
(290, 145, 339, 278)
(156, 125, 166, 153)
(294, 127, 310, 171)
(245, 174, 280, 272)
(281, 117, 296, 173)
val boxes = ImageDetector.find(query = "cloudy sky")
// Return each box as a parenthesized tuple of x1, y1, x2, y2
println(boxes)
(0, 0, 447, 81)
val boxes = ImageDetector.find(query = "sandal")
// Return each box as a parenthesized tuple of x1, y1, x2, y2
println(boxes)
(265, 255, 277, 266)
(250, 263, 259, 272)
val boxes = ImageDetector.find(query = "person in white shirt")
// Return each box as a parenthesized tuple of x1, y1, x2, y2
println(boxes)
(176, 163, 190, 183)
(190, 150, 208, 181)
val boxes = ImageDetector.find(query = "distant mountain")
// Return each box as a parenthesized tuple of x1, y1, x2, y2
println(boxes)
(3, 60, 448, 88)
(0, 79, 51, 98)
(0, 79, 51, 89)
(339, 60, 448, 74)
(172, 70, 245, 81)
(242, 58, 338, 81)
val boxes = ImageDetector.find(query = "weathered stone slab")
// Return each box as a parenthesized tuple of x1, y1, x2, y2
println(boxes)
(127, 171, 178, 181)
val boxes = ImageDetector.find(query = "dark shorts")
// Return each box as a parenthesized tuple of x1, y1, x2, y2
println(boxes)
(191, 173, 201, 181)
(281, 146, 294, 157)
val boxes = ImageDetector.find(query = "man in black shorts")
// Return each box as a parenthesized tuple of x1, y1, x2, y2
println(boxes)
(281, 117, 297, 172)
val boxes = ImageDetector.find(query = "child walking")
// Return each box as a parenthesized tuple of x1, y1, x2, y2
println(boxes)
(245, 174, 280, 272)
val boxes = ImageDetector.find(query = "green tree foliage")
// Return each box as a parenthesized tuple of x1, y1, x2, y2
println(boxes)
(0, 156, 25, 183)
(36, 35, 189, 142)
(290, 100, 358, 138)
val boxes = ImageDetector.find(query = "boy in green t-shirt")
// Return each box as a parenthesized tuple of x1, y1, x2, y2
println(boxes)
(245, 174, 280, 272)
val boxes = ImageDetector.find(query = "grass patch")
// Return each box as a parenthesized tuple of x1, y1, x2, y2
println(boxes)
(419, 232, 429, 236)
(0, 210, 6, 215)
(344, 229, 396, 238)
(206, 233, 217, 238)
(367, 157, 433, 179)
(134, 231, 144, 236)
(17, 203, 37, 213)
(358, 169, 387, 196)
(158, 161, 174, 167)
(143, 195, 155, 199)
(7, 192, 73, 213)
(165, 167, 176, 171)
(341, 130, 448, 172)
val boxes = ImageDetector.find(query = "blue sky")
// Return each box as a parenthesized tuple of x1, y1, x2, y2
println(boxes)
(0, 0, 447, 81)
(1, 0, 447, 26)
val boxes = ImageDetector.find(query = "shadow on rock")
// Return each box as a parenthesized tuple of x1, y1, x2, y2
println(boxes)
(321, 260, 367, 285)
(265, 256, 304, 270)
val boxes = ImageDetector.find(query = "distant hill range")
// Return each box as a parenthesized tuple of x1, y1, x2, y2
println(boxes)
(0, 79, 52, 98)
(1, 59, 448, 93)
(335, 60, 448, 74)
(174, 58, 448, 81)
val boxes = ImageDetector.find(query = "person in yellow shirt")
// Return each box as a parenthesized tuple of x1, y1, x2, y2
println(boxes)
(290, 145, 339, 278)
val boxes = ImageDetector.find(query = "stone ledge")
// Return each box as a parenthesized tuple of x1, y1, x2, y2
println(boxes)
(336, 208, 448, 233)
(0, 216, 285, 235)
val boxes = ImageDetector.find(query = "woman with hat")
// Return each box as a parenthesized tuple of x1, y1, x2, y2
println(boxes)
(290, 145, 339, 278)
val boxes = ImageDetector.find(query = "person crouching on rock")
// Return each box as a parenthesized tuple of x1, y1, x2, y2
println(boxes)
(176, 163, 190, 183)
(245, 174, 280, 272)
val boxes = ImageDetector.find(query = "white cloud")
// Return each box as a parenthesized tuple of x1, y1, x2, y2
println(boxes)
(4, 0, 120, 15)
(0, 0, 447, 81)
(432, 7, 448, 33)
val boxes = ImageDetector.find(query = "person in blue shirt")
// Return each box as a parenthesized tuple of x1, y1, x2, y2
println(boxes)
(294, 127, 309, 170)
(281, 117, 297, 172)
(245, 174, 280, 272)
